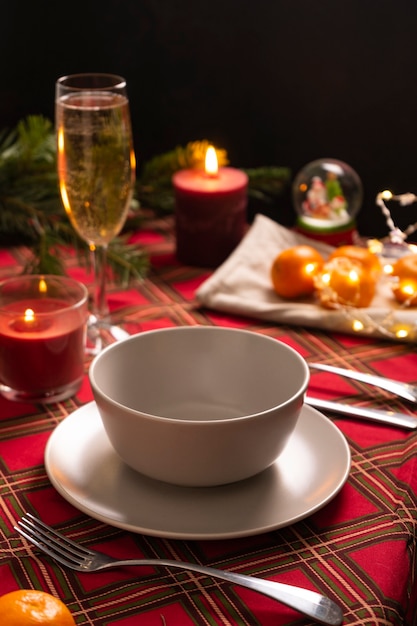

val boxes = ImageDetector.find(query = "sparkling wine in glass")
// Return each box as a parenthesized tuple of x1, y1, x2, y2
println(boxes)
(55, 73, 135, 346)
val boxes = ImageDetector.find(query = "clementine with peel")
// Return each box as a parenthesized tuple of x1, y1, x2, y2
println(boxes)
(271, 245, 325, 298)
(391, 254, 417, 280)
(315, 256, 377, 308)
(0, 589, 76, 626)
(391, 254, 417, 305)
(328, 245, 381, 275)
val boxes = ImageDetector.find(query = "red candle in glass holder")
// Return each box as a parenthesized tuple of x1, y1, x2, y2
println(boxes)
(0, 276, 88, 403)
(172, 146, 248, 267)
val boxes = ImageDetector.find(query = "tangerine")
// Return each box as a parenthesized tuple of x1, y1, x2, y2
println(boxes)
(315, 256, 377, 308)
(391, 254, 417, 280)
(328, 245, 381, 275)
(0, 589, 76, 626)
(391, 254, 417, 305)
(271, 245, 325, 299)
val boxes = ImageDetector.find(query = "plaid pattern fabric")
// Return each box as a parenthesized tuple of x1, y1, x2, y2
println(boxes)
(0, 214, 416, 625)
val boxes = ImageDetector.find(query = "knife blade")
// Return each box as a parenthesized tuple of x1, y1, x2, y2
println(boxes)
(305, 396, 417, 430)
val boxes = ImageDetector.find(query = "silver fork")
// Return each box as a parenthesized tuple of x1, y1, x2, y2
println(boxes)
(309, 362, 417, 404)
(15, 513, 343, 626)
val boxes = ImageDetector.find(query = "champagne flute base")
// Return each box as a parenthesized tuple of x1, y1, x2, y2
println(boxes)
(86, 314, 130, 355)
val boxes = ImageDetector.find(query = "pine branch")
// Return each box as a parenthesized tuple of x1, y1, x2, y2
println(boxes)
(137, 140, 291, 214)
(0, 120, 292, 278)
(106, 238, 150, 286)
(0, 115, 148, 282)
(244, 166, 292, 204)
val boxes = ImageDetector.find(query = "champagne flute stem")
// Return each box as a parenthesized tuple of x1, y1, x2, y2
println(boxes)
(91, 244, 109, 320)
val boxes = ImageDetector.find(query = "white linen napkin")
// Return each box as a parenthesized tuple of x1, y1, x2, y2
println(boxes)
(196, 214, 417, 342)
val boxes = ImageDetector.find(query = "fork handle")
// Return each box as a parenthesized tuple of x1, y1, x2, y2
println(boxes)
(101, 558, 343, 625)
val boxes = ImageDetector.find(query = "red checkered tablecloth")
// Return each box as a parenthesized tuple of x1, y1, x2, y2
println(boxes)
(0, 214, 416, 625)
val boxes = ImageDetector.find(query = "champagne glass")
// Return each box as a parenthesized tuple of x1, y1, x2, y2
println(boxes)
(55, 73, 135, 350)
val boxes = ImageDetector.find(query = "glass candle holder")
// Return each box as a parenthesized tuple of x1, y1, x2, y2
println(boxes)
(0, 275, 88, 403)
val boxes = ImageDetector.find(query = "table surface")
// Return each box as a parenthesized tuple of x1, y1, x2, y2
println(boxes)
(0, 213, 416, 626)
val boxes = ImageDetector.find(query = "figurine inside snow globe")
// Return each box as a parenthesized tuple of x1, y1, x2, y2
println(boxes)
(292, 158, 363, 245)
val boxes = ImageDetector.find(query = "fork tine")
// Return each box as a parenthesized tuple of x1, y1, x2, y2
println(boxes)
(14, 514, 93, 571)
(24, 514, 93, 557)
(15, 524, 82, 570)
(17, 518, 83, 560)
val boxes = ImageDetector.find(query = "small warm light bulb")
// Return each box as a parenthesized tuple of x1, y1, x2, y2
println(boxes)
(352, 319, 364, 332)
(205, 146, 218, 176)
(395, 327, 410, 339)
(321, 272, 331, 285)
(367, 239, 383, 255)
(348, 269, 359, 284)
(304, 262, 317, 276)
(383, 263, 394, 275)
(381, 189, 393, 201)
(400, 282, 416, 297)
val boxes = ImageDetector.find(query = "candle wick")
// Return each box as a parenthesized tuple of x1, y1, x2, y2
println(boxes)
(205, 171, 219, 179)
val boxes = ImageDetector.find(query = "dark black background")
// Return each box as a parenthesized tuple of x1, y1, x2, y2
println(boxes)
(3, 0, 417, 237)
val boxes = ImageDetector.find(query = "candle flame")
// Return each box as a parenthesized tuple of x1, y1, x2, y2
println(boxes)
(24, 309, 35, 323)
(205, 146, 218, 176)
(38, 278, 47, 293)
(130, 148, 136, 173)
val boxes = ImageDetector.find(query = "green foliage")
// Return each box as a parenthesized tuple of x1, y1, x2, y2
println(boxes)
(0, 118, 291, 279)
(244, 166, 292, 204)
(137, 141, 291, 214)
(0, 115, 148, 281)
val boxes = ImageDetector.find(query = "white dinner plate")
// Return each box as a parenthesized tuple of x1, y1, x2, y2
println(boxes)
(44, 402, 351, 540)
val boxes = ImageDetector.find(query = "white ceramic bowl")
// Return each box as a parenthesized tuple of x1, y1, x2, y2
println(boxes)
(89, 326, 309, 487)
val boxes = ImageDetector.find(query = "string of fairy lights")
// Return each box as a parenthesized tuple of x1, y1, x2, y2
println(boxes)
(320, 190, 417, 341)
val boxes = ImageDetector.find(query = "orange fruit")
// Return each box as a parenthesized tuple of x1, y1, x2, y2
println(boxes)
(0, 589, 76, 625)
(271, 245, 325, 298)
(391, 254, 417, 280)
(391, 254, 417, 305)
(315, 256, 377, 308)
(328, 245, 381, 276)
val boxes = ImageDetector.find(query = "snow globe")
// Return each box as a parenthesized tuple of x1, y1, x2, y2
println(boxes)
(292, 158, 363, 245)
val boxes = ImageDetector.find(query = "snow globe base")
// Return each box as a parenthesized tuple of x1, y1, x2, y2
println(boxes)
(295, 216, 358, 246)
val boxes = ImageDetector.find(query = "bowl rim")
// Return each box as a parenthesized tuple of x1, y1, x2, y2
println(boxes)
(89, 326, 310, 424)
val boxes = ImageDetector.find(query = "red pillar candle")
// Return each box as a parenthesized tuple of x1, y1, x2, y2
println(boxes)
(172, 147, 248, 267)
(0, 275, 88, 403)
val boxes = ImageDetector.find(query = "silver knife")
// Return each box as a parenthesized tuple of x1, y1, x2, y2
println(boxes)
(309, 362, 417, 404)
(305, 396, 417, 430)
